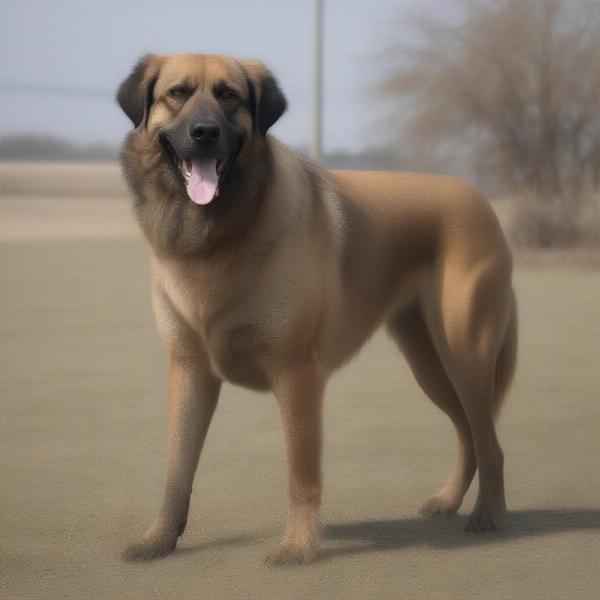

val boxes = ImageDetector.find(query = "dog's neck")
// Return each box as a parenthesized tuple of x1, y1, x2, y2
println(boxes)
(122, 132, 273, 258)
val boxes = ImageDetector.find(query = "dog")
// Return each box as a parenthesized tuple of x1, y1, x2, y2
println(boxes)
(116, 53, 517, 565)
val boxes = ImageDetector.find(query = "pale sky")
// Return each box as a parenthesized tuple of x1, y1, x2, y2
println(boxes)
(0, 0, 431, 153)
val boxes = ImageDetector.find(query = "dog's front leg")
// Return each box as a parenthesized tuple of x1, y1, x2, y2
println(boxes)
(266, 360, 323, 566)
(123, 351, 221, 561)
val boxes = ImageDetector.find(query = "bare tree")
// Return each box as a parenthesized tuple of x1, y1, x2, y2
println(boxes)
(382, 0, 600, 245)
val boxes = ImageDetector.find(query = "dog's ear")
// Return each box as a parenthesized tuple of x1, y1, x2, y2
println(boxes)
(240, 60, 287, 136)
(117, 54, 162, 129)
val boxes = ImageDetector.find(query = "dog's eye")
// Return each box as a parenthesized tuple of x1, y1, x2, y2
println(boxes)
(218, 89, 237, 101)
(168, 87, 186, 99)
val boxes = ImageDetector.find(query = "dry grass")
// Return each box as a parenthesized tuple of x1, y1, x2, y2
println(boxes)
(2, 161, 599, 264)
(509, 192, 600, 249)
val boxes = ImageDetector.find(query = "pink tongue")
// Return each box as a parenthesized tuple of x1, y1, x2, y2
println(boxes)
(185, 158, 219, 205)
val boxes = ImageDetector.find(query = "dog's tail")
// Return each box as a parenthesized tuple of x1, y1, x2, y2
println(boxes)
(493, 290, 518, 419)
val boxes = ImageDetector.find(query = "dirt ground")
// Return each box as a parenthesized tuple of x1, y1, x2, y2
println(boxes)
(1, 165, 599, 599)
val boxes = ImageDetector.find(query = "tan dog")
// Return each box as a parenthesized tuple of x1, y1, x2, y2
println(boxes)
(117, 53, 517, 565)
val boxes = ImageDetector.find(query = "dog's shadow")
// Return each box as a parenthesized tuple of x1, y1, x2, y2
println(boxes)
(319, 509, 600, 560)
(176, 509, 600, 560)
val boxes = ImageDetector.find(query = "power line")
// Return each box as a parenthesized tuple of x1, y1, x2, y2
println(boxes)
(0, 81, 113, 99)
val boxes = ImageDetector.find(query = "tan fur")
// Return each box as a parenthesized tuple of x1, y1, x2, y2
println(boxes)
(119, 54, 518, 565)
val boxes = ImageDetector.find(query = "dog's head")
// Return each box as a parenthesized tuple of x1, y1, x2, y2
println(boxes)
(117, 53, 287, 205)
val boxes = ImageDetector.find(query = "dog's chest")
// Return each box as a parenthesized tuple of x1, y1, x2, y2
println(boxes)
(155, 259, 282, 390)
(156, 260, 214, 328)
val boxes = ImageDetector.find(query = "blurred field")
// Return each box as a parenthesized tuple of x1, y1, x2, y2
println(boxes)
(0, 163, 127, 197)
(0, 163, 134, 241)
(1, 163, 599, 599)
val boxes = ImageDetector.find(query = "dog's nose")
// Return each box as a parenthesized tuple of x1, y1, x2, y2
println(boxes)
(190, 122, 221, 142)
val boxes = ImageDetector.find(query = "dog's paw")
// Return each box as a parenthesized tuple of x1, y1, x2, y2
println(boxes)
(122, 529, 178, 561)
(465, 507, 505, 532)
(418, 495, 459, 517)
(265, 543, 318, 567)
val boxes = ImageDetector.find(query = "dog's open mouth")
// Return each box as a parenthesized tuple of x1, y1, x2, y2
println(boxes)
(163, 141, 226, 205)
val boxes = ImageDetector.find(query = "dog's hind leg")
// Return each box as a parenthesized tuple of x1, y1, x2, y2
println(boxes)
(388, 304, 476, 517)
(429, 261, 515, 532)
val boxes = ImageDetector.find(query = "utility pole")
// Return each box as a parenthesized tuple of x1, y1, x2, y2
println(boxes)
(311, 0, 323, 161)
